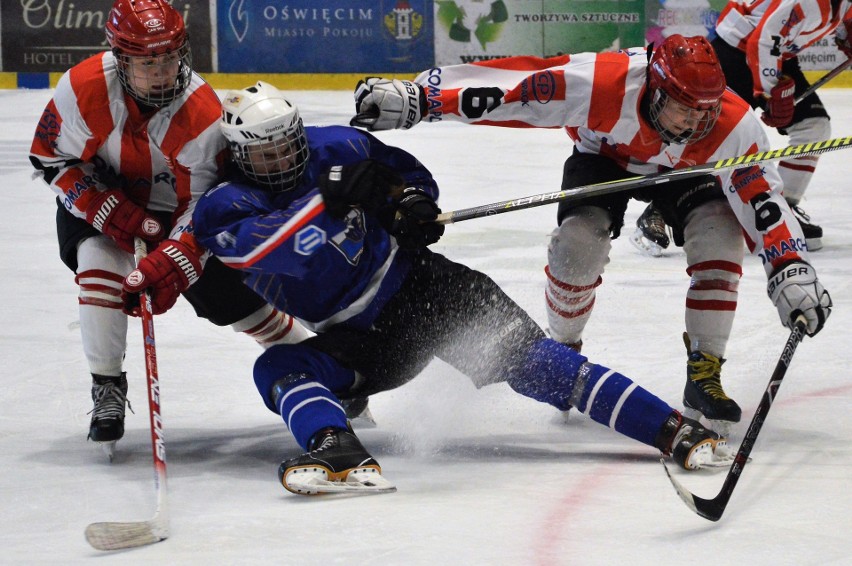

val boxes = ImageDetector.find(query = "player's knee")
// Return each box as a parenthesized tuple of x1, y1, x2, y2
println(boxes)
(786, 116, 830, 144)
(508, 338, 587, 409)
(254, 343, 355, 412)
(683, 200, 744, 265)
(548, 207, 611, 283)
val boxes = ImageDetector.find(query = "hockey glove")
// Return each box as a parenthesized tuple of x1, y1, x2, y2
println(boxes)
(318, 160, 404, 218)
(85, 189, 164, 253)
(767, 261, 832, 336)
(350, 78, 427, 131)
(122, 240, 202, 316)
(834, 19, 852, 59)
(382, 188, 445, 250)
(760, 76, 796, 128)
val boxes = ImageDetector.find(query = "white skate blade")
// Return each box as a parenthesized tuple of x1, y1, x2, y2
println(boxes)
(628, 228, 664, 257)
(349, 406, 377, 429)
(97, 441, 117, 462)
(681, 407, 735, 439)
(284, 467, 396, 495)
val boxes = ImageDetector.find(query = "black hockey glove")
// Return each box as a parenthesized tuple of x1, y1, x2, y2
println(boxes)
(382, 187, 445, 249)
(318, 160, 404, 218)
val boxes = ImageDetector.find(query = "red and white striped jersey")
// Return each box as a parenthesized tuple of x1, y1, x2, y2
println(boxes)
(716, 0, 852, 96)
(30, 51, 228, 252)
(414, 48, 809, 275)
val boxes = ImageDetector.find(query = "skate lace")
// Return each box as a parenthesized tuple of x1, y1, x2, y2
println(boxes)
(791, 205, 812, 222)
(643, 209, 667, 233)
(688, 356, 730, 401)
(313, 434, 337, 453)
(88, 382, 131, 420)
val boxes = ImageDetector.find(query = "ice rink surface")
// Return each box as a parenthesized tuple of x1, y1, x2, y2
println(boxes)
(1, 88, 850, 565)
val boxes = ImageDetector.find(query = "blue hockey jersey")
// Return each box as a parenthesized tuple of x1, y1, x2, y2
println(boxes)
(193, 125, 439, 332)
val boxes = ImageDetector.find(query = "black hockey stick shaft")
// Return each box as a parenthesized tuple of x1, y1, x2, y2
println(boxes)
(436, 136, 852, 225)
(795, 58, 852, 104)
(667, 316, 808, 521)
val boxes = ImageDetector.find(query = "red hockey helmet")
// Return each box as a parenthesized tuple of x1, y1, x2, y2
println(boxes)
(105, 0, 192, 107)
(647, 34, 726, 144)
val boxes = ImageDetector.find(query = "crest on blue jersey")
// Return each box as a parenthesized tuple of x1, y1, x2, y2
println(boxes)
(330, 209, 366, 265)
(294, 225, 327, 256)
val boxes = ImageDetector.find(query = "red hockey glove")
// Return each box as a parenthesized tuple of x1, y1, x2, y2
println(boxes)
(122, 240, 202, 315)
(85, 190, 164, 252)
(834, 18, 852, 59)
(760, 76, 795, 128)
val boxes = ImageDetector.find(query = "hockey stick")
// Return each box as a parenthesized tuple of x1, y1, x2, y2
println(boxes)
(85, 237, 169, 550)
(796, 57, 852, 104)
(436, 136, 852, 224)
(661, 315, 808, 522)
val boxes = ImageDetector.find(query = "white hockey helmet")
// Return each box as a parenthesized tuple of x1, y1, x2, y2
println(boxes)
(220, 81, 309, 192)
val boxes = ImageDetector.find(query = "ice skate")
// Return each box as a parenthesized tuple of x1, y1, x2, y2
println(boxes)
(788, 203, 823, 251)
(278, 426, 395, 495)
(87, 373, 131, 461)
(629, 203, 670, 257)
(656, 411, 731, 470)
(341, 396, 377, 428)
(683, 350, 742, 436)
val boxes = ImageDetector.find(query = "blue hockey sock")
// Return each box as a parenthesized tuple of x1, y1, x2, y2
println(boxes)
(570, 362, 673, 447)
(510, 338, 673, 447)
(272, 374, 349, 450)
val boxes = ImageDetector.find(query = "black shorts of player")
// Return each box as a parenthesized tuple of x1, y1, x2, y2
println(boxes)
(55, 199, 267, 326)
(711, 36, 830, 133)
(302, 249, 546, 397)
(555, 149, 725, 246)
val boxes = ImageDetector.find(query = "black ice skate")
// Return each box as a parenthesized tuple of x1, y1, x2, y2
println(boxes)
(629, 203, 670, 257)
(789, 204, 823, 251)
(278, 426, 396, 495)
(683, 350, 742, 439)
(656, 411, 731, 470)
(88, 373, 131, 460)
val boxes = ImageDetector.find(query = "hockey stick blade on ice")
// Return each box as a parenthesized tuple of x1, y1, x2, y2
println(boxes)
(661, 316, 808, 522)
(85, 238, 170, 551)
(437, 136, 852, 224)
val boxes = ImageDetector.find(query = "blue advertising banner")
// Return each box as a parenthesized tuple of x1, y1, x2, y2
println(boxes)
(218, 1, 434, 73)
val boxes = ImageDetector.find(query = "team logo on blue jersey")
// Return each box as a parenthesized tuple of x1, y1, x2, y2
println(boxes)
(330, 209, 367, 265)
(295, 225, 327, 256)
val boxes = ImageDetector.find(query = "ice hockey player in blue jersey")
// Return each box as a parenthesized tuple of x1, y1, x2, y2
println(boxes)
(193, 81, 731, 495)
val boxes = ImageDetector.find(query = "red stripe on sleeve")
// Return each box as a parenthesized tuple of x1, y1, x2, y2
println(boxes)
(589, 53, 628, 132)
(69, 54, 114, 161)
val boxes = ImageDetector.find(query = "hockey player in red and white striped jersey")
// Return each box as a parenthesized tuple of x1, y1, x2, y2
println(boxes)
(639, 1, 852, 253)
(350, 34, 832, 433)
(29, 0, 307, 456)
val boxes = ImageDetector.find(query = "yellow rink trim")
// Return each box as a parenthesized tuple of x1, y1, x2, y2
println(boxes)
(0, 70, 850, 91)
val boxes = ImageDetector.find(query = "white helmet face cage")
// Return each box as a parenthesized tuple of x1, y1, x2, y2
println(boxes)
(114, 42, 192, 108)
(221, 82, 310, 193)
(648, 88, 720, 145)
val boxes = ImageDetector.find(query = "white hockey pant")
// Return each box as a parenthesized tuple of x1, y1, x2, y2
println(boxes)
(545, 201, 743, 357)
(545, 206, 611, 345)
(76, 236, 134, 377)
(778, 117, 830, 204)
(681, 200, 744, 358)
(230, 304, 310, 348)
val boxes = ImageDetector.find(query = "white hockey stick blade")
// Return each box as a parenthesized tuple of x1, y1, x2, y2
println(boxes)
(85, 515, 168, 551)
(661, 457, 701, 514)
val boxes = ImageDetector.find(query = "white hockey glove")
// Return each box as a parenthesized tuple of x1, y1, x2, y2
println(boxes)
(767, 261, 832, 336)
(351, 77, 426, 131)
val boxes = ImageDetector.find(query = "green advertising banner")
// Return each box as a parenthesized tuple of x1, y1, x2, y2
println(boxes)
(434, 0, 645, 65)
